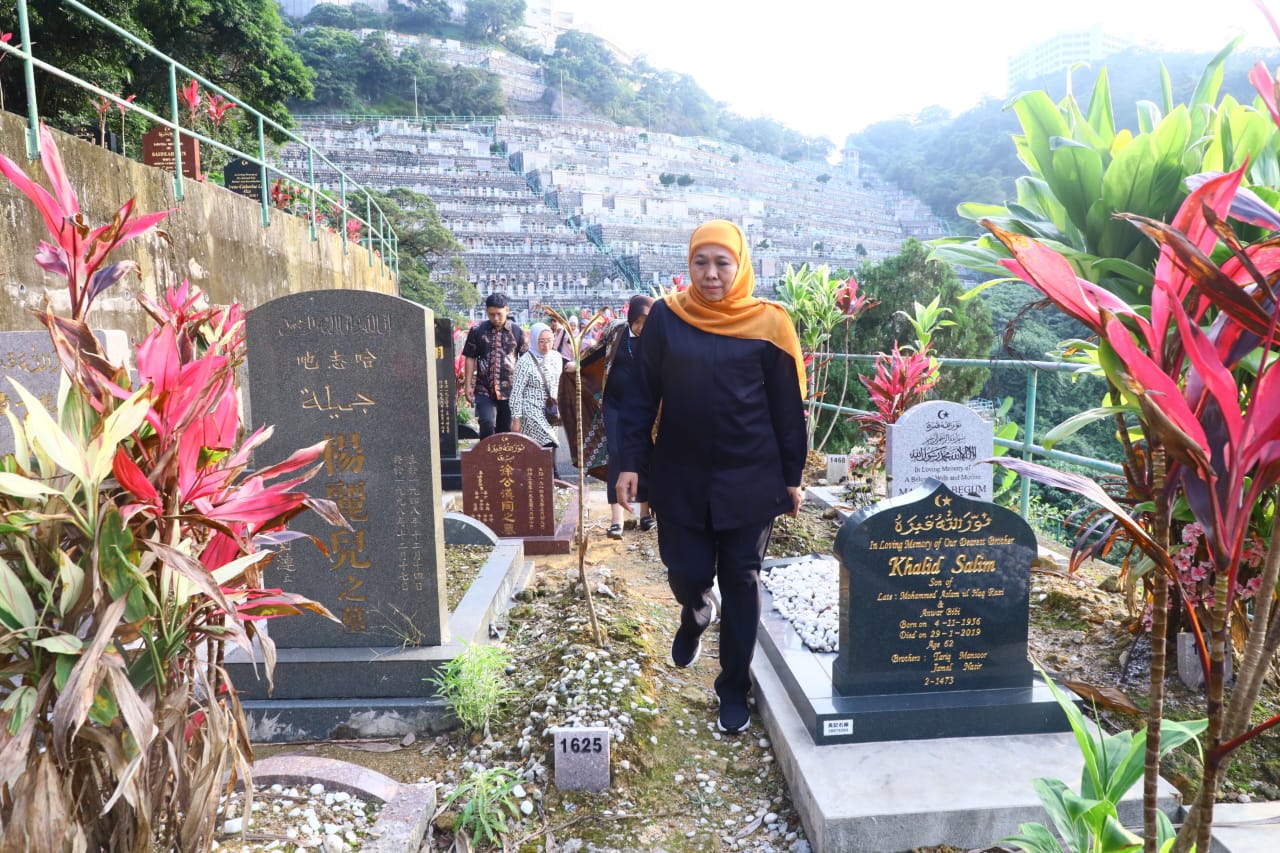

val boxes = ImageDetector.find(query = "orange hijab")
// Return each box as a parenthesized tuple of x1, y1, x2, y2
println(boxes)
(666, 220, 807, 398)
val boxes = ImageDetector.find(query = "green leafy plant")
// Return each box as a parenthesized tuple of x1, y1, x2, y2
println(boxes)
(427, 642, 517, 734)
(1005, 662, 1205, 853)
(0, 124, 340, 851)
(441, 766, 522, 848)
(777, 263, 876, 449)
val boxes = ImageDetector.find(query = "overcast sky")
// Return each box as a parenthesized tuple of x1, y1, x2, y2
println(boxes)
(553, 0, 1274, 144)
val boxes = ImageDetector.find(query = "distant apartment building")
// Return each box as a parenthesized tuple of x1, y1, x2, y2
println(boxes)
(278, 0, 390, 18)
(1006, 26, 1130, 92)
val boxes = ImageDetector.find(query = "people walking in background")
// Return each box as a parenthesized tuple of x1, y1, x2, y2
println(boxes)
(616, 220, 807, 734)
(462, 293, 526, 438)
(581, 294, 655, 539)
(551, 315, 575, 363)
(511, 322, 563, 475)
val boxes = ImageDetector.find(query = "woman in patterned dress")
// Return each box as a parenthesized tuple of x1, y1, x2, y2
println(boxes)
(511, 323, 563, 475)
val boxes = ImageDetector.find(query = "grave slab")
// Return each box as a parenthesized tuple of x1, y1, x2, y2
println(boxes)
(887, 400, 993, 500)
(462, 433, 574, 554)
(435, 318, 462, 490)
(751, 644, 1182, 852)
(443, 512, 499, 546)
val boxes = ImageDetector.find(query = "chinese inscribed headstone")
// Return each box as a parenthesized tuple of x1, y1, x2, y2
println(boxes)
(832, 480, 1036, 696)
(461, 433, 555, 538)
(0, 330, 129, 456)
(886, 401, 993, 500)
(436, 318, 462, 490)
(246, 291, 447, 648)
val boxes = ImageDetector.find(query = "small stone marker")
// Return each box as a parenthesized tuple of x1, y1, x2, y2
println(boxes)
(443, 512, 499, 546)
(74, 125, 121, 154)
(141, 125, 201, 179)
(462, 433, 555, 538)
(222, 157, 263, 201)
(833, 480, 1034, 696)
(0, 330, 129, 456)
(886, 401, 993, 500)
(551, 726, 610, 792)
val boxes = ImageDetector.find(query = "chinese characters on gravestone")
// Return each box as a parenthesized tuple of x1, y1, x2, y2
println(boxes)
(461, 433, 554, 539)
(886, 401, 993, 501)
(833, 481, 1035, 696)
(141, 126, 202, 180)
(0, 331, 129, 456)
(246, 291, 447, 648)
(436, 318, 462, 490)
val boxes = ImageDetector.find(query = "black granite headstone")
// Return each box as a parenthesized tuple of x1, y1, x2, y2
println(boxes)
(435, 318, 461, 489)
(754, 479, 1072, 744)
(222, 157, 263, 202)
(75, 126, 121, 154)
(833, 480, 1034, 695)
(245, 291, 447, 649)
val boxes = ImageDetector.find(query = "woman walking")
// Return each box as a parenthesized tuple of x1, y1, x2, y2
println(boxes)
(511, 322, 563, 475)
(616, 220, 807, 734)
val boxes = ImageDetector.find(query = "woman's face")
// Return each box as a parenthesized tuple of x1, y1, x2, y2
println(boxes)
(629, 313, 648, 336)
(689, 244, 738, 303)
(537, 330, 554, 353)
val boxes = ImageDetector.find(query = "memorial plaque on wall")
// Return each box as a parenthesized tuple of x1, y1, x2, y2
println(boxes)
(886, 401, 993, 500)
(461, 433, 554, 538)
(832, 480, 1036, 696)
(141, 126, 202, 180)
(74, 126, 122, 154)
(246, 291, 447, 648)
(222, 157, 263, 202)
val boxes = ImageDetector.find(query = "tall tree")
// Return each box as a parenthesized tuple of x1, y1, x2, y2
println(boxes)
(464, 0, 526, 42)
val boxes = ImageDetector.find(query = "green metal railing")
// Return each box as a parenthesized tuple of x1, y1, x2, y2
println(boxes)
(2, 0, 399, 278)
(813, 354, 1125, 517)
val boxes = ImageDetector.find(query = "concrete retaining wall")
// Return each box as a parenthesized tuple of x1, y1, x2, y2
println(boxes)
(0, 111, 396, 343)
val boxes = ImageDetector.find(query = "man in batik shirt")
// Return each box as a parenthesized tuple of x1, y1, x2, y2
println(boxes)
(462, 293, 527, 437)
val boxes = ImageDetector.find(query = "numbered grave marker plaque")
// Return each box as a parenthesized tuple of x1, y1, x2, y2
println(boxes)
(551, 726, 610, 792)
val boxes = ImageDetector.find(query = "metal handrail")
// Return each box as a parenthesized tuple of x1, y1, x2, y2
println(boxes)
(2, 0, 397, 276)
(814, 353, 1125, 516)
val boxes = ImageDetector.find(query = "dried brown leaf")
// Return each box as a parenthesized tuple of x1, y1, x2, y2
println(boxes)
(1061, 679, 1144, 715)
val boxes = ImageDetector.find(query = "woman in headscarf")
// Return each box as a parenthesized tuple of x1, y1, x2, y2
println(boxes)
(616, 220, 807, 734)
(511, 322, 563, 474)
(580, 294, 655, 539)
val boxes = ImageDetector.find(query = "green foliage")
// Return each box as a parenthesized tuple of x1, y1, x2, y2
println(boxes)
(369, 188, 471, 316)
(427, 643, 517, 733)
(443, 767, 522, 847)
(659, 172, 676, 186)
(0, 0, 312, 139)
(464, 0, 526, 41)
(1004, 663, 1205, 853)
(851, 239, 992, 403)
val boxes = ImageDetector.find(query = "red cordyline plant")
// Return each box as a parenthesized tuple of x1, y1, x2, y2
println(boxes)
(0, 124, 342, 851)
(204, 93, 236, 129)
(854, 342, 940, 448)
(984, 159, 1280, 852)
(180, 78, 202, 125)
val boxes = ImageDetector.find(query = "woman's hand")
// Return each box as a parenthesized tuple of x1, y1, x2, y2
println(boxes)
(616, 472, 639, 512)
(512, 417, 522, 432)
(787, 486, 804, 517)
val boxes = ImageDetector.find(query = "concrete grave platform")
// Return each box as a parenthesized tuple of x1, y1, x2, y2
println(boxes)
(751, 644, 1181, 852)
(246, 755, 434, 853)
(230, 540, 533, 742)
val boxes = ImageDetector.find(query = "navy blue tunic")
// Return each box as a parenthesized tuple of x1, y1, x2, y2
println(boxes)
(617, 300, 807, 531)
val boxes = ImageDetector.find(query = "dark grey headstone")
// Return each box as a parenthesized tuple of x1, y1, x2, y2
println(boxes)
(886, 401, 993, 500)
(0, 330, 130, 456)
(75, 125, 121, 154)
(222, 157, 263, 202)
(246, 291, 446, 648)
(833, 480, 1035, 696)
(551, 726, 610, 792)
(443, 512, 499, 546)
(435, 318, 461, 489)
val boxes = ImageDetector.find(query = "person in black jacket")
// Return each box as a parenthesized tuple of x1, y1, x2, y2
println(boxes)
(462, 293, 527, 438)
(616, 219, 807, 734)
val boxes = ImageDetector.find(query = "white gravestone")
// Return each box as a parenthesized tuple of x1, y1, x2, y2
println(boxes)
(886, 401, 993, 501)
(551, 726, 610, 792)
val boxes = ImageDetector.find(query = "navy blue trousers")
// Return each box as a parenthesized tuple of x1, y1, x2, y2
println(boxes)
(658, 515, 773, 702)
(475, 394, 511, 438)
